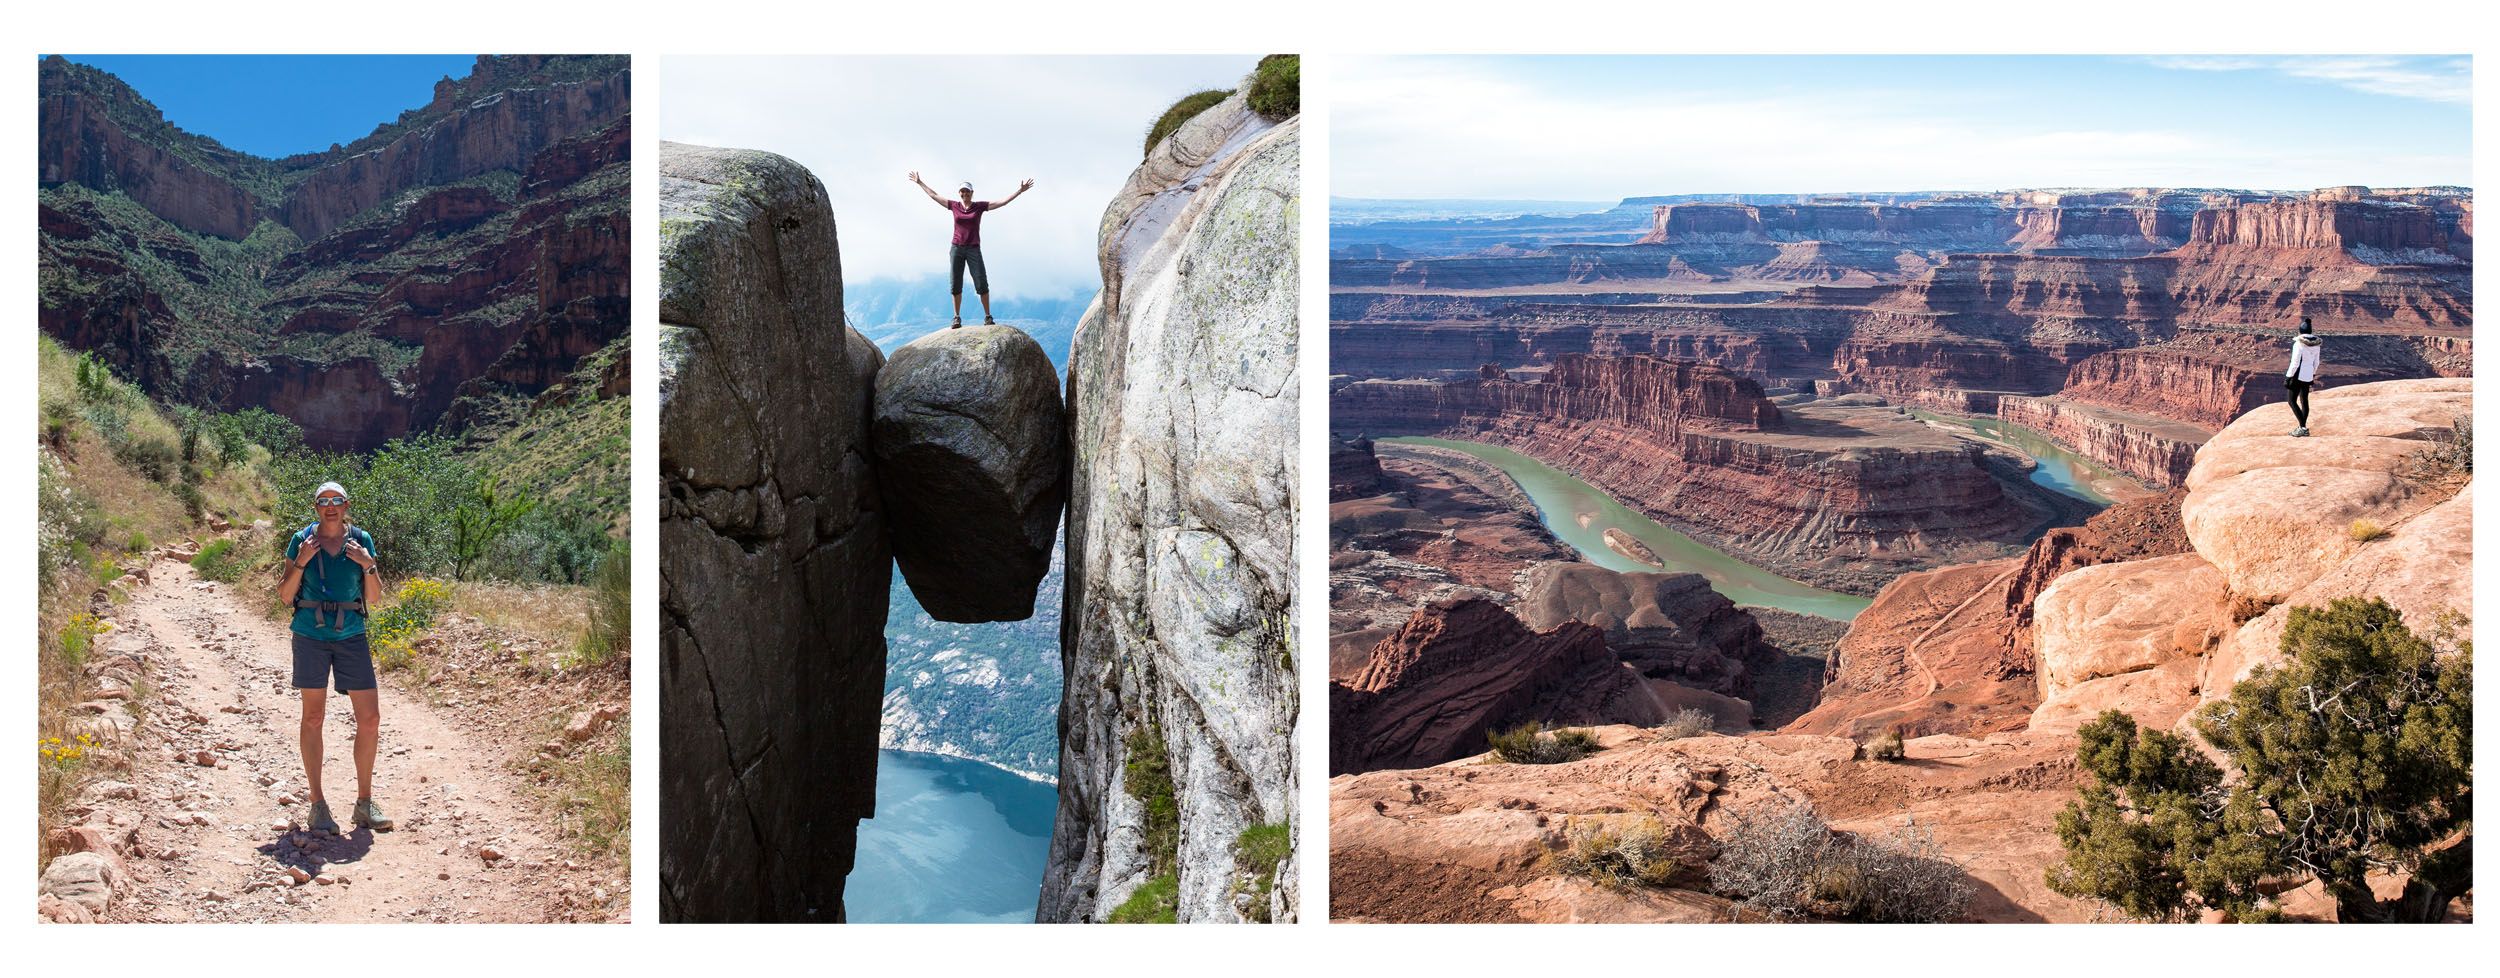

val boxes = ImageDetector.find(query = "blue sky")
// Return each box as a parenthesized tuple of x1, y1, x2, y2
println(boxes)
(656, 55, 1258, 296)
(1335, 55, 2471, 199)
(60, 54, 481, 158)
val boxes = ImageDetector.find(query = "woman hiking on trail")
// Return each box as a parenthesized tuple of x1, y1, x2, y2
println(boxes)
(276, 481, 393, 835)
(2285, 316, 2323, 437)
(909, 171, 1035, 328)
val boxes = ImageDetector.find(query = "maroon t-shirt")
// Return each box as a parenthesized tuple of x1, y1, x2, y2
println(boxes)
(948, 200, 990, 246)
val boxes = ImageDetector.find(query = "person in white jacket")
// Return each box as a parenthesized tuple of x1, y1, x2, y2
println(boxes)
(2284, 316, 2322, 436)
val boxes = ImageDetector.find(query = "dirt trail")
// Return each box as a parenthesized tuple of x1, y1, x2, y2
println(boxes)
(91, 559, 591, 922)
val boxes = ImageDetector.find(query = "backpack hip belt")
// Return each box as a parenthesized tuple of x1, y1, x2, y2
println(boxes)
(297, 599, 366, 631)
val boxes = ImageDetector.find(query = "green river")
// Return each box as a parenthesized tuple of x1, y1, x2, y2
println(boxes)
(1380, 437, 1874, 621)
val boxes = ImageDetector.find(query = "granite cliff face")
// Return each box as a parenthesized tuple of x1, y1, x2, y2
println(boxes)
(657, 144, 889, 923)
(36, 55, 630, 452)
(1044, 89, 1300, 924)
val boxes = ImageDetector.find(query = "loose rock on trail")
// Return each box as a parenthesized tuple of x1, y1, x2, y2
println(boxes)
(43, 557, 623, 923)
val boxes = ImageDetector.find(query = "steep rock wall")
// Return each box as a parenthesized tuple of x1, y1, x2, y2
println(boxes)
(1997, 395, 2207, 487)
(656, 143, 891, 922)
(1330, 598, 1653, 776)
(1044, 93, 1300, 923)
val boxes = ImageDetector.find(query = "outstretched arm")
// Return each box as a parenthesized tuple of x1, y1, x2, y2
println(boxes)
(986, 178, 1037, 211)
(907, 171, 948, 207)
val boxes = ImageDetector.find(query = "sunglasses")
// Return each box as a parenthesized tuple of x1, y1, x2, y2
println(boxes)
(315, 496, 348, 507)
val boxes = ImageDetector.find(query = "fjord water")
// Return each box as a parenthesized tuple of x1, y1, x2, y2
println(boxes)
(1907, 410, 2122, 505)
(846, 749, 1057, 923)
(1382, 437, 1872, 621)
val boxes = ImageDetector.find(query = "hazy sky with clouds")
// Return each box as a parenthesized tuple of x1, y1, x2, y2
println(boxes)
(1334, 55, 2471, 200)
(656, 55, 1258, 298)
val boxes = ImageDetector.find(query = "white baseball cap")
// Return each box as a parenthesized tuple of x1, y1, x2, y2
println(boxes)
(314, 481, 350, 503)
(959, 182, 974, 192)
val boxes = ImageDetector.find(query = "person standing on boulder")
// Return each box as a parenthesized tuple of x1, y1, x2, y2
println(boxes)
(276, 481, 393, 835)
(2285, 317, 2323, 437)
(909, 171, 1034, 328)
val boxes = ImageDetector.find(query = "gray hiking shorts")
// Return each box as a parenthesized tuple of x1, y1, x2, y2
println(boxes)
(950, 244, 989, 296)
(292, 633, 377, 693)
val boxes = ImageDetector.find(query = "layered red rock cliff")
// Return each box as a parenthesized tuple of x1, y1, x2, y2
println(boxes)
(36, 56, 630, 452)
(1330, 597, 1659, 776)
(1333, 354, 2040, 592)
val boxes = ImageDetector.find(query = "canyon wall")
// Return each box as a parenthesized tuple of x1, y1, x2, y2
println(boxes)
(1995, 396, 2205, 487)
(36, 56, 632, 452)
(1045, 90, 1301, 924)
(1333, 356, 2038, 592)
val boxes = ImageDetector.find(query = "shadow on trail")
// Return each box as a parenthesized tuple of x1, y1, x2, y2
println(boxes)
(256, 827, 377, 876)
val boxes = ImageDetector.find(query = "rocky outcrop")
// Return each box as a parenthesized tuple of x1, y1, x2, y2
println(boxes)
(871, 326, 1068, 622)
(1996, 395, 2207, 487)
(1516, 564, 1777, 699)
(1331, 598, 1655, 775)
(1329, 435, 1389, 500)
(2024, 554, 2229, 735)
(1044, 87, 1299, 924)
(657, 143, 891, 923)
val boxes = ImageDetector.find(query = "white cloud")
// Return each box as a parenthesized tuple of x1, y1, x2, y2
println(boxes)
(1333, 57, 2467, 199)
(2147, 54, 2471, 104)
(654, 55, 1258, 295)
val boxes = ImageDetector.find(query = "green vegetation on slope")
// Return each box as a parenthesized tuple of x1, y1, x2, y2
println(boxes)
(1247, 55, 1299, 119)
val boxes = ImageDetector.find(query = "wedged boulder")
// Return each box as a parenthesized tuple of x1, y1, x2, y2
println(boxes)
(657, 141, 891, 923)
(871, 325, 1067, 622)
(2182, 378, 2469, 603)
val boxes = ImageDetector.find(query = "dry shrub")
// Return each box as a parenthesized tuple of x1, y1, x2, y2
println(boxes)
(1660, 708, 1715, 740)
(1487, 721, 1601, 764)
(1708, 800, 1973, 922)
(1554, 816, 1693, 889)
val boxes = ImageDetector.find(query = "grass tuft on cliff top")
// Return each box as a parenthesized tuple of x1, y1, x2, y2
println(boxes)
(1247, 55, 1298, 120)
(1143, 89, 1232, 159)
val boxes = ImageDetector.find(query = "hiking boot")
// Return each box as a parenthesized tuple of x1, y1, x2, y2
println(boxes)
(352, 798, 394, 832)
(307, 799, 339, 834)
(983, 315, 996, 325)
(950, 317, 962, 328)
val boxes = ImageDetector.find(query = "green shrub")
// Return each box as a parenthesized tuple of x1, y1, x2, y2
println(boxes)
(2046, 598, 2472, 923)
(1144, 88, 1231, 158)
(116, 436, 178, 483)
(1247, 54, 1299, 119)
(1487, 720, 1600, 764)
(1233, 822, 1292, 922)
(1555, 816, 1689, 890)
(192, 538, 246, 583)
(126, 531, 150, 552)
(1123, 724, 1180, 876)
(1106, 873, 1179, 924)
(270, 434, 476, 577)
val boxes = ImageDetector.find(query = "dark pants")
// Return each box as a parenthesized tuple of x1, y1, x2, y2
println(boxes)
(2286, 378, 2312, 427)
(949, 244, 989, 296)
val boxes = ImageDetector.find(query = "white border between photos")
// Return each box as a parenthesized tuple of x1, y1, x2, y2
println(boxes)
(3, 1, 2493, 975)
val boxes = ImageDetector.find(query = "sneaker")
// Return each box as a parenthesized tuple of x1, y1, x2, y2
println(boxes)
(352, 798, 394, 832)
(950, 317, 962, 328)
(2294, 427, 2310, 437)
(983, 316, 996, 325)
(307, 799, 339, 834)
